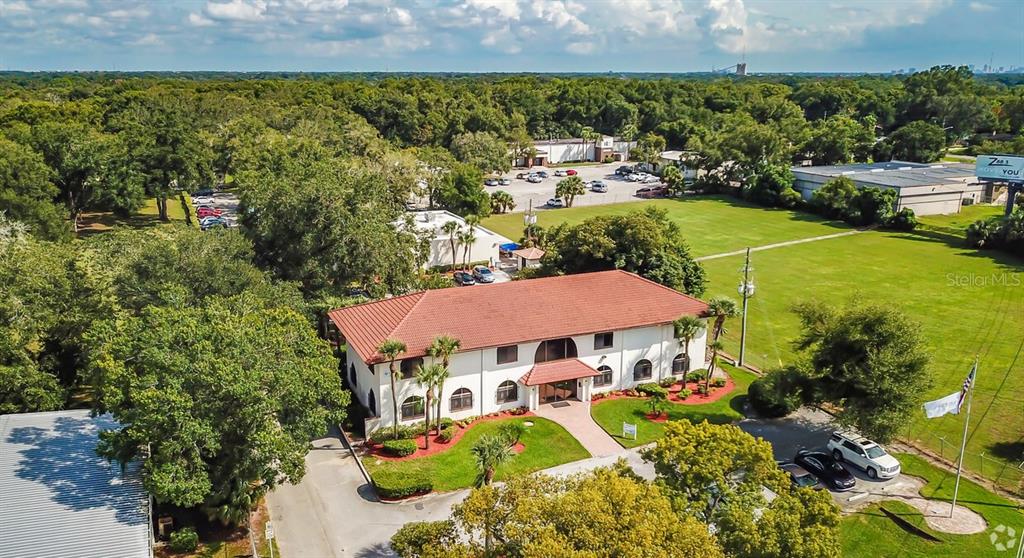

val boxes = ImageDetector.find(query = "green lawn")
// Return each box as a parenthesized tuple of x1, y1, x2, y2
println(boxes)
(702, 229, 1024, 493)
(78, 196, 187, 235)
(481, 196, 849, 257)
(917, 204, 1004, 236)
(841, 453, 1024, 558)
(361, 417, 590, 491)
(590, 364, 757, 448)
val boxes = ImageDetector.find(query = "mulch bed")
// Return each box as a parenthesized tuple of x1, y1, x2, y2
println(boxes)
(644, 412, 669, 423)
(591, 374, 736, 408)
(365, 410, 534, 462)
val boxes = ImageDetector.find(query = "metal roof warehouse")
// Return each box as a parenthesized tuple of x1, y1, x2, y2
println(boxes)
(0, 410, 151, 558)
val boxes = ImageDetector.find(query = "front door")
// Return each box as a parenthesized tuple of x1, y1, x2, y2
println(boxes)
(540, 380, 578, 404)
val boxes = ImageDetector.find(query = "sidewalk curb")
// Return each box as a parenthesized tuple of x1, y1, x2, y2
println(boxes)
(338, 424, 376, 490)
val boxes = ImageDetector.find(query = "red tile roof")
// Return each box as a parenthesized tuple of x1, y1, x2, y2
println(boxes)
(329, 270, 709, 364)
(511, 247, 545, 260)
(519, 359, 601, 386)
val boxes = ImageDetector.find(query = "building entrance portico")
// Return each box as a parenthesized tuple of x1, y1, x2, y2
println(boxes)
(539, 379, 578, 404)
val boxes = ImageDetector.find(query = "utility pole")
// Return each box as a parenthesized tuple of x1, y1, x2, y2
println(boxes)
(737, 247, 754, 366)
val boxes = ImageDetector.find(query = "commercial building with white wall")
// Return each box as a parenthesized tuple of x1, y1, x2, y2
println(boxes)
(791, 161, 985, 216)
(399, 210, 513, 269)
(516, 135, 637, 167)
(329, 270, 709, 435)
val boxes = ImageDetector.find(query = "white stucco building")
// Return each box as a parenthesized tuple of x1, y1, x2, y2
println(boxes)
(515, 135, 637, 167)
(400, 210, 513, 269)
(791, 161, 985, 216)
(328, 270, 709, 434)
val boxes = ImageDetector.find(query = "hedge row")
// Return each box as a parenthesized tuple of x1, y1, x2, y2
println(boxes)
(374, 468, 433, 499)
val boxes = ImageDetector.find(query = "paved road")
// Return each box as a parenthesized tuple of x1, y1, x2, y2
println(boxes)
(268, 407, 915, 557)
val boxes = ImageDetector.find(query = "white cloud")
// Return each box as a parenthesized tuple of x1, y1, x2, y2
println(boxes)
(188, 12, 216, 27)
(0, 0, 32, 15)
(129, 33, 163, 46)
(107, 7, 151, 20)
(968, 1, 995, 12)
(205, 0, 267, 22)
(529, 0, 589, 34)
(566, 40, 595, 55)
(465, 0, 522, 20)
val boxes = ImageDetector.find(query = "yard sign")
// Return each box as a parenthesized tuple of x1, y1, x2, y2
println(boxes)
(623, 422, 637, 440)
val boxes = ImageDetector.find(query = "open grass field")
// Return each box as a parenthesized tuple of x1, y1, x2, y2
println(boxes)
(500, 196, 1023, 493)
(361, 417, 589, 491)
(841, 453, 1024, 558)
(481, 196, 850, 258)
(590, 364, 757, 448)
(78, 197, 187, 236)
(702, 229, 1024, 493)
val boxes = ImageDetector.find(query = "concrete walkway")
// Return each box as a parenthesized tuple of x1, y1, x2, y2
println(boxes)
(532, 400, 623, 457)
(695, 229, 865, 262)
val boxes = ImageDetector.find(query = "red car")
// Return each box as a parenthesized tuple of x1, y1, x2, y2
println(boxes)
(635, 185, 668, 199)
(566, 169, 578, 176)
(196, 207, 223, 219)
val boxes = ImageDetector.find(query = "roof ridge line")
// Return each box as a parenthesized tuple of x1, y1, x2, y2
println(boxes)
(386, 290, 430, 343)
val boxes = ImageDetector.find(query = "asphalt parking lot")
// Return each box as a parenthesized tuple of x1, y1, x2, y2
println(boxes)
(192, 189, 240, 229)
(487, 162, 655, 211)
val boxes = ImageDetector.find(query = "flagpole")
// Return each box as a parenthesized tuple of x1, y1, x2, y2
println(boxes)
(950, 357, 978, 518)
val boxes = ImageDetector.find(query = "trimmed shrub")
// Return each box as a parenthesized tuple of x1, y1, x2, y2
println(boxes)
(382, 439, 418, 457)
(635, 383, 668, 397)
(169, 527, 199, 554)
(748, 366, 808, 418)
(686, 370, 705, 383)
(712, 377, 727, 388)
(391, 520, 457, 558)
(887, 207, 918, 231)
(374, 468, 433, 499)
(678, 388, 692, 399)
(437, 426, 456, 443)
(659, 377, 678, 388)
(498, 421, 527, 446)
(369, 424, 421, 444)
(697, 384, 709, 395)
(438, 417, 455, 429)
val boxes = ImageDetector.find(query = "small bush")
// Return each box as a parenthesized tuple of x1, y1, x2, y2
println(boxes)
(887, 207, 918, 231)
(712, 377, 727, 388)
(686, 370, 706, 383)
(499, 421, 527, 446)
(169, 527, 199, 554)
(437, 426, 456, 443)
(509, 406, 528, 415)
(369, 424, 421, 444)
(748, 366, 808, 417)
(635, 383, 668, 397)
(437, 417, 455, 429)
(697, 384, 709, 395)
(382, 439, 418, 457)
(592, 392, 606, 401)
(659, 377, 678, 388)
(678, 388, 692, 399)
(374, 468, 433, 499)
(391, 520, 457, 558)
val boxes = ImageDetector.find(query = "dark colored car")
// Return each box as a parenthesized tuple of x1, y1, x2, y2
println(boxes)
(453, 271, 476, 286)
(199, 216, 228, 231)
(615, 165, 634, 176)
(779, 462, 824, 490)
(194, 188, 215, 197)
(636, 185, 668, 198)
(794, 451, 856, 491)
(536, 170, 549, 178)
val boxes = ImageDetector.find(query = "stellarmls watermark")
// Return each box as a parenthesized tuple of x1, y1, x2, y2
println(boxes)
(946, 273, 1022, 288)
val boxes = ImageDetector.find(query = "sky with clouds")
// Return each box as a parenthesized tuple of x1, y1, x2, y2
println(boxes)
(1, 0, 1021, 72)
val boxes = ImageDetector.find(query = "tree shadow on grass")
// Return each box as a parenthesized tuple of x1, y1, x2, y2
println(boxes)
(987, 440, 1024, 462)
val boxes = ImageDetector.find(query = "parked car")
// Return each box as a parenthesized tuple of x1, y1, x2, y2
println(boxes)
(453, 271, 476, 286)
(546, 197, 565, 208)
(194, 188, 215, 197)
(536, 170, 549, 178)
(196, 207, 223, 219)
(590, 180, 607, 193)
(554, 169, 567, 177)
(193, 196, 215, 205)
(199, 216, 229, 231)
(405, 201, 419, 211)
(527, 174, 543, 183)
(615, 165, 633, 176)
(500, 178, 512, 186)
(644, 175, 661, 183)
(472, 265, 495, 283)
(566, 169, 577, 176)
(828, 432, 901, 479)
(516, 172, 528, 179)
(635, 185, 667, 198)
(779, 462, 824, 490)
(794, 450, 856, 491)
(484, 178, 499, 187)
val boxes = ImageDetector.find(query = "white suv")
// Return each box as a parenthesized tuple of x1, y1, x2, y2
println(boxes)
(827, 431, 901, 479)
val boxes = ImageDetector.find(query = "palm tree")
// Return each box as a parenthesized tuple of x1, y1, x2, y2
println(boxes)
(427, 335, 461, 431)
(415, 363, 444, 450)
(441, 220, 460, 272)
(472, 434, 513, 487)
(490, 190, 515, 213)
(673, 315, 705, 377)
(706, 297, 739, 343)
(459, 228, 477, 270)
(706, 339, 725, 393)
(555, 176, 586, 208)
(377, 338, 407, 440)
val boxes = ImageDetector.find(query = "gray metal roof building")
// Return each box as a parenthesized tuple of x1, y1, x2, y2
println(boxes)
(791, 161, 985, 215)
(0, 410, 151, 558)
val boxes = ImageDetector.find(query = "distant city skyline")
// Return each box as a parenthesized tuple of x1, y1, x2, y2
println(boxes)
(1, 0, 1021, 73)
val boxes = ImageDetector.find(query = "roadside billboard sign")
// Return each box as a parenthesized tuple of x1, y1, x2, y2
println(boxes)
(977, 154, 1024, 182)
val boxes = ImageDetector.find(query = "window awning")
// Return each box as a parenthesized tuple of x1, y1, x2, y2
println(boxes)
(519, 359, 601, 386)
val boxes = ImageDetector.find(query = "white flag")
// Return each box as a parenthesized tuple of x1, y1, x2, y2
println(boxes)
(923, 391, 962, 419)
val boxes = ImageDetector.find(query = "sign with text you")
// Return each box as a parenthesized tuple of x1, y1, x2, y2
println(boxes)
(977, 154, 1024, 182)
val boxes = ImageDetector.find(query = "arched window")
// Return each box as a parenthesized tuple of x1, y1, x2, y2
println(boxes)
(633, 359, 653, 381)
(450, 388, 473, 412)
(401, 396, 425, 420)
(594, 365, 613, 387)
(496, 380, 518, 404)
(400, 357, 424, 379)
(672, 353, 689, 374)
(349, 363, 357, 387)
(367, 389, 377, 417)
(534, 338, 578, 363)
